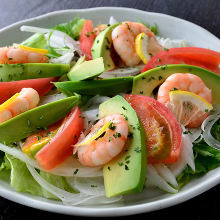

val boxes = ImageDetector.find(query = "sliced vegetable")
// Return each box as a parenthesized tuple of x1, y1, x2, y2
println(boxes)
(0, 96, 80, 144)
(79, 20, 95, 60)
(36, 107, 83, 170)
(22, 121, 61, 157)
(142, 47, 220, 75)
(0, 63, 69, 82)
(0, 77, 58, 104)
(100, 95, 146, 197)
(67, 57, 105, 81)
(125, 94, 181, 163)
(132, 64, 220, 105)
(55, 77, 133, 97)
(21, 33, 47, 48)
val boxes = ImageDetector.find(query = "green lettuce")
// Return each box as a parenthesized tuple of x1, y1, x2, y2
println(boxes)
(0, 154, 76, 200)
(177, 141, 220, 189)
(53, 16, 85, 40)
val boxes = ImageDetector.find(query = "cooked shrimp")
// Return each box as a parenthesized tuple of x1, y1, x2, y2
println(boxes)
(0, 47, 48, 64)
(112, 21, 163, 66)
(77, 113, 129, 167)
(0, 88, 40, 123)
(93, 24, 108, 37)
(157, 73, 212, 127)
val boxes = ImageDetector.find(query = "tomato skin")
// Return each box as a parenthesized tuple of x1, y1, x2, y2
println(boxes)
(125, 94, 181, 164)
(36, 107, 83, 170)
(0, 77, 58, 104)
(79, 20, 95, 60)
(142, 47, 220, 75)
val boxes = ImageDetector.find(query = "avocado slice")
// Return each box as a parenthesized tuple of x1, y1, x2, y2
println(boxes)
(55, 76, 133, 97)
(132, 64, 220, 104)
(0, 96, 80, 144)
(91, 23, 119, 71)
(67, 57, 105, 81)
(0, 63, 70, 82)
(99, 95, 146, 197)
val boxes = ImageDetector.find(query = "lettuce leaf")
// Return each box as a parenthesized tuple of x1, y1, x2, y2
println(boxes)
(177, 141, 220, 189)
(53, 16, 85, 40)
(138, 21, 158, 35)
(5, 154, 76, 200)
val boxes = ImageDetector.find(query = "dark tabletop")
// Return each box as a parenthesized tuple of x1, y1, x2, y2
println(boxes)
(0, 0, 220, 219)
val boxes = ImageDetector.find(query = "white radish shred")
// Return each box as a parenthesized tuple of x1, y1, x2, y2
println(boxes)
(109, 16, 119, 25)
(28, 165, 121, 205)
(169, 132, 195, 177)
(100, 65, 145, 79)
(49, 52, 75, 64)
(27, 164, 98, 205)
(39, 93, 67, 105)
(203, 114, 220, 150)
(187, 128, 202, 143)
(67, 176, 105, 196)
(146, 165, 178, 193)
(20, 25, 81, 55)
(154, 164, 178, 188)
(156, 37, 187, 48)
(0, 143, 40, 168)
(0, 142, 102, 177)
(51, 156, 103, 177)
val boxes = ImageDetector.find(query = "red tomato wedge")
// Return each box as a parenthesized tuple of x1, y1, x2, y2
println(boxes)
(0, 77, 58, 104)
(79, 20, 95, 60)
(125, 94, 181, 164)
(36, 107, 83, 170)
(142, 47, 220, 75)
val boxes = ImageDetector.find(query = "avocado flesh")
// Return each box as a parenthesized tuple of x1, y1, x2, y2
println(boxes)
(55, 76, 133, 97)
(99, 95, 146, 197)
(91, 23, 119, 71)
(0, 63, 70, 82)
(132, 64, 220, 105)
(0, 96, 80, 144)
(67, 57, 105, 81)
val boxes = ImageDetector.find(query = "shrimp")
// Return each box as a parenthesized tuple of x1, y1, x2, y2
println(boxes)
(0, 47, 48, 64)
(157, 73, 212, 127)
(112, 21, 163, 66)
(0, 88, 40, 124)
(77, 113, 129, 167)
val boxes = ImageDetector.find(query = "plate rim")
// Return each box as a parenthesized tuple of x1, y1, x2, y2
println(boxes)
(0, 6, 220, 217)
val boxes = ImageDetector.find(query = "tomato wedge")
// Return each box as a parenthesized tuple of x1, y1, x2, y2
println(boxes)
(0, 77, 58, 104)
(125, 94, 181, 164)
(142, 47, 220, 75)
(36, 107, 83, 170)
(79, 20, 95, 60)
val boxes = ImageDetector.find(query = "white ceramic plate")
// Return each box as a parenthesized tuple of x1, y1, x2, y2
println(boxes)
(0, 7, 220, 217)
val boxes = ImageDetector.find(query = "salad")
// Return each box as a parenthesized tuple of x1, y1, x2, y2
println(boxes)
(0, 15, 219, 206)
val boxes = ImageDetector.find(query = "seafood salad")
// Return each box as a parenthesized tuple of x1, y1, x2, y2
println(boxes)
(0, 15, 219, 206)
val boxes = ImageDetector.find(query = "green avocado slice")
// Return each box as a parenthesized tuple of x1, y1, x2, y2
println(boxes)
(54, 76, 133, 97)
(99, 95, 146, 197)
(0, 63, 70, 82)
(67, 57, 105, 81)
(0, 96, 80, 144)
(91, 23, 119, 71)
(132, 64, 220, 105)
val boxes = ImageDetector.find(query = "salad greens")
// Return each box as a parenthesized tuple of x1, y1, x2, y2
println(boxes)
(53, 16, 85, 40)
(0, 14, 219, 206)
(0, 153, 76, 200)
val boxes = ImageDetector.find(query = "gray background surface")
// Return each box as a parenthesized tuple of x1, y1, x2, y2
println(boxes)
(0, 0, 220, 219)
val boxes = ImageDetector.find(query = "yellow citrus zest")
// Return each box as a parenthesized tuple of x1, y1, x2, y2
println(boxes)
(0, 93, 19, 112)
(74, 121, 111, 147)
(14, 44, 48, 54)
